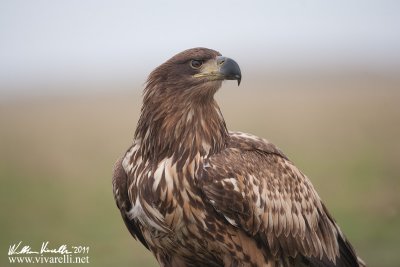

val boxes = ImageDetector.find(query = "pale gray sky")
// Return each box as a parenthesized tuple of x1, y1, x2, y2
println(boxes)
(0, 0, 399, 95)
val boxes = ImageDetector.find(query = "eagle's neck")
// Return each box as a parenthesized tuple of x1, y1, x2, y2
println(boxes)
(135, 95, 229, 165)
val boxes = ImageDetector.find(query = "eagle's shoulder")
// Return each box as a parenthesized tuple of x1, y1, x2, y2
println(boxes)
(200, 131, 359, 266)
(227, 131, 288, 159)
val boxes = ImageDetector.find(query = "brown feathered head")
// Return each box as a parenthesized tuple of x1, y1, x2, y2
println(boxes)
(136, 48, 241, 161)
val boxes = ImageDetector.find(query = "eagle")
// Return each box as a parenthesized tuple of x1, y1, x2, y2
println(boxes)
(113, 48, 366, 267)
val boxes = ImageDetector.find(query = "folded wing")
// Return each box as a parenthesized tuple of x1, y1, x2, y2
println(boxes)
(200, 132, 360, 266)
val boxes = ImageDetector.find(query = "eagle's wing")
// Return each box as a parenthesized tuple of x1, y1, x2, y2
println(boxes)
(200, 132, 360, 266)
(112, 156, 149, 250)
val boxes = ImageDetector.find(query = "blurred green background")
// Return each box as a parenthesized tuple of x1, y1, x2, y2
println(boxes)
(1, 75, 399, 266)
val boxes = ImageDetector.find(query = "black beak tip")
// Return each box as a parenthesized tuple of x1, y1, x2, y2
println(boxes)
(237, 76, 241, 86)
(219, 56, 242, 86)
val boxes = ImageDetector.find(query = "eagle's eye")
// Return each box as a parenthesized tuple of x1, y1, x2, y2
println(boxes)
(190, 60, 203, 69)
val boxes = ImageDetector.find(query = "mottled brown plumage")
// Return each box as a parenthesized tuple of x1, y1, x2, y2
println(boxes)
(112, 48, 365, 267)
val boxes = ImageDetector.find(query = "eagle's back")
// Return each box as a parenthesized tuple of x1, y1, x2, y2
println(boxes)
(201, 131, 363, 267)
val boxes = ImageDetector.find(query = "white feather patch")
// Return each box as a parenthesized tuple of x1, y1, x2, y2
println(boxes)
(223, 215, 238, 227)
(127, 197, 168, 233)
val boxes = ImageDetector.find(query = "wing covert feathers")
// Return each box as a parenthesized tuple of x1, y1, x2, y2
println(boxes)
(201, 132, 362, 266)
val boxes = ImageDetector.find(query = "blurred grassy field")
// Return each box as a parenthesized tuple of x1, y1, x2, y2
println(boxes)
(1, 75, 399, 266)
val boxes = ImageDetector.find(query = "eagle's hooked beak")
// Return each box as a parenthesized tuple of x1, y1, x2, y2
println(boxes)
(194, 56, 242, 86)
(217, 56, 242, 86)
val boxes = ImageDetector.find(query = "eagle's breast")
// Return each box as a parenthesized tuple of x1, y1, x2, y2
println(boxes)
(122, 139, 208, 241)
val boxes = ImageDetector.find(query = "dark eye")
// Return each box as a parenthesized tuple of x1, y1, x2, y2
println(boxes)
(190, 60, 203, 69)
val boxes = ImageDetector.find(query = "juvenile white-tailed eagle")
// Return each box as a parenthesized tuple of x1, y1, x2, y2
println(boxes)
(113, 48, 365, 267)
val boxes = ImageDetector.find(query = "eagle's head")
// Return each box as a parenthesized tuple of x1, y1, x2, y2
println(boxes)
(145, 48, 241, 102)
(136, 48, 240, 159)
